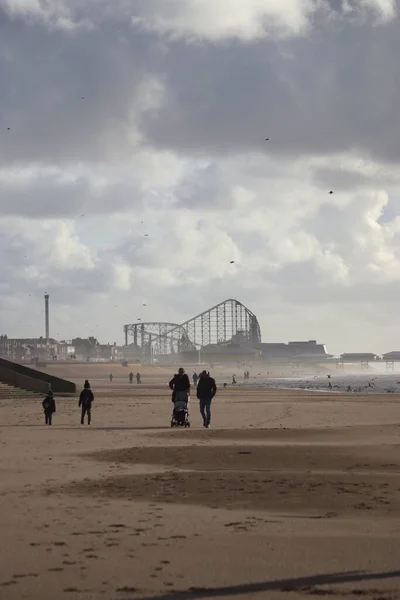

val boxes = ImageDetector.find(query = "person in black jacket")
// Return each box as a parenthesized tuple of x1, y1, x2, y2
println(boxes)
(79, 380, 94, 425)
(196, 370, 217, 428)
(169, 367, 191, 403)
(42, 390, 56, 425)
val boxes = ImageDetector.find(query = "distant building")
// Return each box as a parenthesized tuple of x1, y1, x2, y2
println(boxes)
(382, 351, 400, 362)
(259, 340, 330, 361)
(340, 353, 378, 363)
(0, 337, 59, 362)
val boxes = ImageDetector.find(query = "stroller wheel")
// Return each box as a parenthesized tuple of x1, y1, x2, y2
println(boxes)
(170, 421, 174, 427)
(185, 422, 190, 428)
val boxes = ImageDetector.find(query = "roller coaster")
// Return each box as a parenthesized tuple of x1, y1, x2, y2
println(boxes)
(123, 299, 261, 360)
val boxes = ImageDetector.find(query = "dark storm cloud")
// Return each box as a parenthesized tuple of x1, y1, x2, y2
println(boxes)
(0, 9, 161, 165)
(0, 3, 399, 168)
(139, 14, 400, 163)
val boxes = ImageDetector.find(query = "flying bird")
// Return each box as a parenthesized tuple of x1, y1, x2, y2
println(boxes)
(7, 127, 10, 131)
(329, 191, 333, 194)
(144, 234, 148, 237)
(80, 214, 85, 217)
(265, 138, 269, 141)
(143, 304, 146, 306)
(230, 261, 235, 264)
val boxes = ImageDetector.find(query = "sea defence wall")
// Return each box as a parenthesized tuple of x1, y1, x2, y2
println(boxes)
(0, 364, 50, 394)
(0, 358, 76, 394)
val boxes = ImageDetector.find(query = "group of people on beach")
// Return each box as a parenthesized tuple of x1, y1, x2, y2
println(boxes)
(109, 372, 141, 384)
(42, 367, 217, 428)
(169, 367, 217, 428)
(42, 379, 94, 426)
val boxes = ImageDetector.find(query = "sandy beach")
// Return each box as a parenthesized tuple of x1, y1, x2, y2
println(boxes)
(1, 364, 400, 600)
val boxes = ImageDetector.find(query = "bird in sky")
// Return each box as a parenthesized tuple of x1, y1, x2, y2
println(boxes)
(265, 138, 269, 141)
(329, 191, 333, 194)
(230, 261, 235, 264)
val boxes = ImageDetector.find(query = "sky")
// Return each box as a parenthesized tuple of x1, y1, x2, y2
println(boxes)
(0, 0, 399, 356)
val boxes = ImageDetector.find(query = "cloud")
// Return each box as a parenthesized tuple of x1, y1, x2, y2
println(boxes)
(0, 0, 400, 355)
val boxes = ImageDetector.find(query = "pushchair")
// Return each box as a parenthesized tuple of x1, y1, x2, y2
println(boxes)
(170, 392, 190, 428)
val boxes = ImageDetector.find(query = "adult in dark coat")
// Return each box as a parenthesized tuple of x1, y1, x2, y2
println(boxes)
(196, 370, 217, 428)
(169, 367, 191, 403)
(79, 380, 94, 425)
(42, 390, 56, 425)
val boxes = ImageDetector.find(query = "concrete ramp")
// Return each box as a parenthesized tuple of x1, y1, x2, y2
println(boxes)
(0, 358, 76, 395)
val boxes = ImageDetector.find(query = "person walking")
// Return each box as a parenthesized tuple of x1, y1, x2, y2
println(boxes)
(42, 389, 56, 425)
(197, 370, 217, 428)
(169, 367, 191, 404)
(129, 372, 134, 384)
(192, 372, 198, 386)
(136, 372, 141, 384)
(79, 380, 94, 425)
(109, 373, 113, 383)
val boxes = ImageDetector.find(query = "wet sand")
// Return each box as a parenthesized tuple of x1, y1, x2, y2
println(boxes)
(1, 367, 400, 599)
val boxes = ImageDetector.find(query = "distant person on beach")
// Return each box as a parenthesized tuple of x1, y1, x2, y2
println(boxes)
(129, 372, 134, 384)
(197, 370, 217, 428)
(109, 373, 113, 383)
(193, 372, 198, 386)
(42, 389, 56, 425)
(79, 380, 94, 425)
(169, 367, 191, 403)
(136, 372, 141, 384)
(232, 375, 237, 385)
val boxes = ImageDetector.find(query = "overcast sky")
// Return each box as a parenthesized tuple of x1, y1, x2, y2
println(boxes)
(0, 0, 399, 355)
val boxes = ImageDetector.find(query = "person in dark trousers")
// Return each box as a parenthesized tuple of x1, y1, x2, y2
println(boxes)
(136, 372, 141, 384)
(129, 372, 134, 384)
(79, 380, 94, 425)
(197, 370, 217, 428)
(193, 372, 198, 386)
(42, 390, 56, 425)
(109, 373, 113, 383)
(169, 367, 191, 403)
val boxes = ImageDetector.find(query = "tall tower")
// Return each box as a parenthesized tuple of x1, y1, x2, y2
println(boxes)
(44, 293, 50, 345)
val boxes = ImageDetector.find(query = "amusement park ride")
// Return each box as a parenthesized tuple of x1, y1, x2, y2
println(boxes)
(123, 298, 261, 362)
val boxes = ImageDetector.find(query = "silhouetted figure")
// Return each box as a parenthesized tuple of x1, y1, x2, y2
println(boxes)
(193, 372, 198, 386)
(232, 375, 237, 385)
(169, 367, 191, 404)
(136, 372, 141, 384)
(42, 390, 56, 425)
(223, 382, 227, 388)
(129, 372, 134, 384)
(109, 373, 113, 382)
(79, 380, 94, 425)
(328, 382, 332, 390)
(197, 370, 217, 428)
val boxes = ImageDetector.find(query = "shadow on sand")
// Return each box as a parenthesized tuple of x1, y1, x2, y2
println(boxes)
(127, 570, 400, 600)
